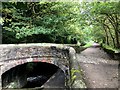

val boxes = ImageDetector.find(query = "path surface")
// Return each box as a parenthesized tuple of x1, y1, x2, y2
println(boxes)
(77, 47, 119, 88)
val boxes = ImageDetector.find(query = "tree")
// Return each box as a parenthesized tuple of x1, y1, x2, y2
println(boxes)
(2, 2, 82, 44)
(79, 2, 120, 48)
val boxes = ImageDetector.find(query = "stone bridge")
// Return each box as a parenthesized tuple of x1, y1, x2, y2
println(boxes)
(0, 43, 85, 89)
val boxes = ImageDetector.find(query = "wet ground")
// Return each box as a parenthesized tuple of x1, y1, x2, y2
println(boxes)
(77, 47, 119, 88)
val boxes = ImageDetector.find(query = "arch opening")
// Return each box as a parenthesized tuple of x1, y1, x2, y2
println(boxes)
(2, 62, 65, 89)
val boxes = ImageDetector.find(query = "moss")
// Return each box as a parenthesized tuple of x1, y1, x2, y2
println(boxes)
(83, 41, 94, 48)
(102, 44, 120, 60)
(69, 67, 87, 88)
(102, 44, 120, 53)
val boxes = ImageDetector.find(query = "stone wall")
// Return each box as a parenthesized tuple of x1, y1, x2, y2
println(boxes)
(0, 43, 86, 89)
(0, 43, 71, 89)
(0, 44, 70, 74)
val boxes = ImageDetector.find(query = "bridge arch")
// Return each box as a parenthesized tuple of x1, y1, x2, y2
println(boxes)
(0, 43, 78, 89)
(1, 56, 68, 75)
(2, 62, 65, 88)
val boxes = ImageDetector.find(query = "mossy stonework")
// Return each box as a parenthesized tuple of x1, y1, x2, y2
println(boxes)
(0, 43, 86, 89)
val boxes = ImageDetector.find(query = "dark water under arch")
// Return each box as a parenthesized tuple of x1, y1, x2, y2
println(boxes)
(2, 62, 65, 89)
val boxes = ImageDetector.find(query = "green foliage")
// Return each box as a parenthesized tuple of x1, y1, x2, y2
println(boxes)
(2, 2, 82, 44)
(2, 1, 120, 49)
(102, 44, 120, 53)
(83, 41, 94, 48)
(79, 2, 120, 48)
(68, 68, 80, 86)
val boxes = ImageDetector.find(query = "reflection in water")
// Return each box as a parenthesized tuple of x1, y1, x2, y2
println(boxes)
(2, 62, 66, 89)
(24, 75, 48, 88)
(2, 69, 66, 90)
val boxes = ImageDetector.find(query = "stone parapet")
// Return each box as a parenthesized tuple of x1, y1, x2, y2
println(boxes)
(0, 43, 86, 89)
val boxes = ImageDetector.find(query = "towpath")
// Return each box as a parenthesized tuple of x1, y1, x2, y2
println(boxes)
(77, 46, 119, 88)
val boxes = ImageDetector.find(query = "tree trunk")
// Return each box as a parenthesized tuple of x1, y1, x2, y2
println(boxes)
(106, 14, 120, 48)
(115, 15, 120, 48)
(104, 24, 116, 48)
(103, 25, 109, 45)
(115, 29, 119, 48)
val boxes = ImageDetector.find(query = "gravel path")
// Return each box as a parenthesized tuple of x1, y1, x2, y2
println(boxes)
(77, 47, 119, 88)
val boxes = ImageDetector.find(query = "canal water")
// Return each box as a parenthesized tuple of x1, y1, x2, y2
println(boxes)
(2, 69, 66, 90)
(2, 62, 66, 90)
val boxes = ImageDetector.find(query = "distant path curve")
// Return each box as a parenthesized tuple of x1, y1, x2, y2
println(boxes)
(77, 46, 119, 88)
